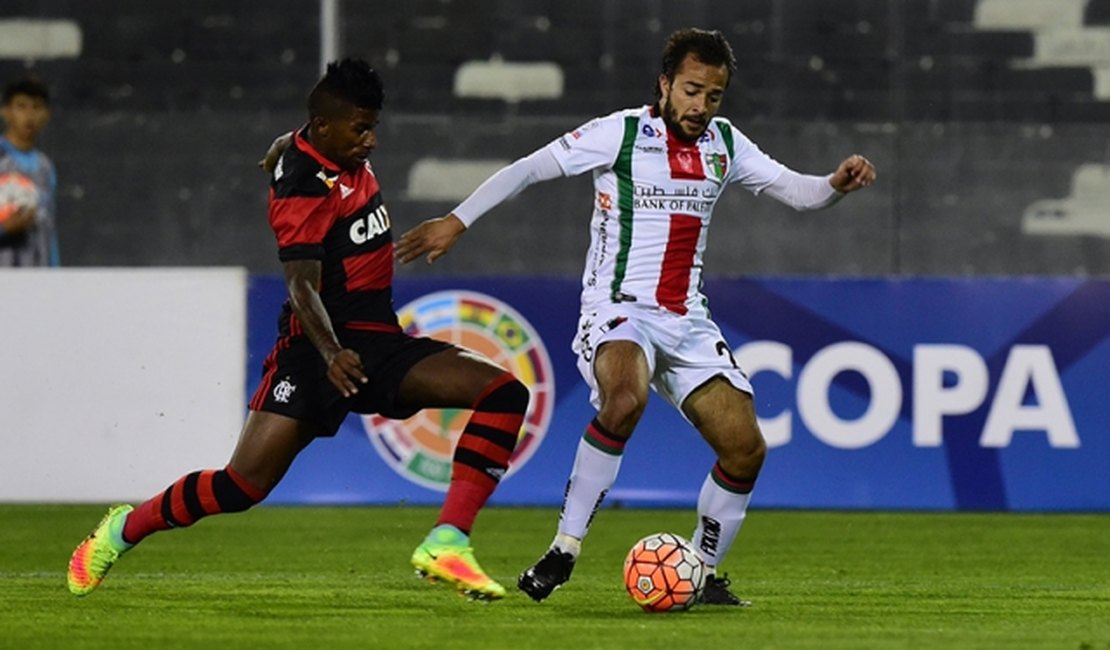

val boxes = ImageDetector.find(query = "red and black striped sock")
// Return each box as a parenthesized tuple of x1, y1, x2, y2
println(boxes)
(437, 373, 529, 535)
(121, 465, 268, 545)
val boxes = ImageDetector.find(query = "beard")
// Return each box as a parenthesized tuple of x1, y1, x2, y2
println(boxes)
(661, 97, 708, 143)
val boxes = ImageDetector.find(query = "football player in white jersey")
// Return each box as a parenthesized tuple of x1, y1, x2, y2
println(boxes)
(398, 27, 876, 605)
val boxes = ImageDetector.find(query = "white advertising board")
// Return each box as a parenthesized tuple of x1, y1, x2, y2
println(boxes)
(0, 268, 245, 502)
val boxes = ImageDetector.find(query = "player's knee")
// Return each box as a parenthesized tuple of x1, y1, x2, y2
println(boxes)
(720, 426, 767, 474)
(477, 373, 530, 415)
(747, 435, 768, 468)
(600, 387, 647, 430)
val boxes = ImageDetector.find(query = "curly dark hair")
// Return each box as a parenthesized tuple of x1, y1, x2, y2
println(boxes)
(2, 76, 50, 106)
(655, 28, 737, 98)
(308, 58, 384, 117)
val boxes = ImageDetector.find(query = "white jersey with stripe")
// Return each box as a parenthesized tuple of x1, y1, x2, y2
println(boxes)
(546, 105, 786, 317)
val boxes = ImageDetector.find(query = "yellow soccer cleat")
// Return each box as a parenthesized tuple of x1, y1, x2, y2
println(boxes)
(411, 525, 506, 601)
(67, 505, 133, 596)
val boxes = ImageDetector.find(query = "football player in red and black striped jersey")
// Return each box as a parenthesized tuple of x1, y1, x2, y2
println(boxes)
(68, 59, 526, 601)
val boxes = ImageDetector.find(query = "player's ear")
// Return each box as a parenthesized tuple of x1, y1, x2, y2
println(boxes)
(657, 74, 670, 101)
(310, 114, 330, 139)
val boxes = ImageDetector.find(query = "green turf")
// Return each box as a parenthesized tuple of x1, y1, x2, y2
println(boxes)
(4, 505, 1108, 649)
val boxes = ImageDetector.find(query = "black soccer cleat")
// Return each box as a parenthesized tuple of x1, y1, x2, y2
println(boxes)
(517, 548, 576, 602)
(698, 573, 753, 607)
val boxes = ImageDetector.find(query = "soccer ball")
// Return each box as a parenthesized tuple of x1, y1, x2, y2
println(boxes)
(623, 532, 706, 612)
(0, 172, 38, 225)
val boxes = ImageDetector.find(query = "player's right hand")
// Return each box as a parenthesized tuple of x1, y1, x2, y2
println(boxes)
(396, 214, 466, 265)
(326, 348, 368, 397)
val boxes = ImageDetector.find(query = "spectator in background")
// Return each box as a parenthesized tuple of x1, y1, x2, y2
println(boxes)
(0, 76, 58, 267)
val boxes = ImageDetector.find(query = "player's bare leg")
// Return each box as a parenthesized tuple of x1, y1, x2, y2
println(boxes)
(683, 377, 766, 606)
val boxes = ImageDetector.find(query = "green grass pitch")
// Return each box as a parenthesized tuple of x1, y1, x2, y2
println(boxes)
(3, 505, 1108, 649)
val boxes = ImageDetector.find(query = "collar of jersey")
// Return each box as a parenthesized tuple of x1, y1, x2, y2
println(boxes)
(0, 137, 46, 177)
(293, 126, 342, 173)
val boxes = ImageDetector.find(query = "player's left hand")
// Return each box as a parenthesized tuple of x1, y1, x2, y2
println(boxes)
(829, 154, 876, 193)
(396, 214, 467, 265)
(259, 131, 294, 174)
(325, 348, 368, 397)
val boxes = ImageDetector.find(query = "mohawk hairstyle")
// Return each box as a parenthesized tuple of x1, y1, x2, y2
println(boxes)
(654, 28, 737, 98)
(307, 58, 384, 117)
(2, 76, 50, 106)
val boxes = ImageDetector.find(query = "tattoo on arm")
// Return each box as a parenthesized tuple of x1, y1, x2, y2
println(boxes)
(283, 259, 342, 362)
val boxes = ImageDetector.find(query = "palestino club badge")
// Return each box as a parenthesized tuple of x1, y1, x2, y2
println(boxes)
(361, 290, 555, 491)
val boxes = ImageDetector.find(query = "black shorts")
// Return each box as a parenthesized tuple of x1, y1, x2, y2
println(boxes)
(249, 328, 454, 436)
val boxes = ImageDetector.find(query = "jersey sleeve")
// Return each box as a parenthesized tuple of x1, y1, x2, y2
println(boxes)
(718, 119, 787, 195)
(544, 113, 625, 176)
(268, 155, 337, 261)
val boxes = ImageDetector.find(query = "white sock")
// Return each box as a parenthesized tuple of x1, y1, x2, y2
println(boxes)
(692, 467, 754, 569)
(551, 532, 582, 558)
(557, 435, 623, 541)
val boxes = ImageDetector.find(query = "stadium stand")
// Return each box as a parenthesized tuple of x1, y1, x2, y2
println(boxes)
(5, 0, 1110, 119)
(0, 0, 1106, 275)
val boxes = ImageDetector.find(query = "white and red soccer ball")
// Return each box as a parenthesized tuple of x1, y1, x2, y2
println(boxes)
(0, 172, 38, 226)
(623, 532, 706, 612)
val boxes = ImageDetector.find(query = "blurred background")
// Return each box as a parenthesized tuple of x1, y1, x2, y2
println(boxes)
(3, 0, 1109, 277)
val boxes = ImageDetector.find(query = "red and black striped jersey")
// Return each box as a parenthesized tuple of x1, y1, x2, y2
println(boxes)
(267, 127, 398, 335)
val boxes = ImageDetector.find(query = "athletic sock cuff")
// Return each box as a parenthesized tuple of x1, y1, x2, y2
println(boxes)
(711, 461, 756, 494)
(470, 372, 526, 410)
(224, 465, 269, 502)
(582, 418, 627, 455)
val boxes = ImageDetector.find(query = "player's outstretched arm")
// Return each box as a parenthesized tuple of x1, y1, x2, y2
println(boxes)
(396, 147, 563, 265)
(396, 213, 467, 265)
(828, 154, 876, 193)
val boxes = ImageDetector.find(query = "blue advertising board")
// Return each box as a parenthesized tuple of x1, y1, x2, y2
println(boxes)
(247, 276, 1110, 512)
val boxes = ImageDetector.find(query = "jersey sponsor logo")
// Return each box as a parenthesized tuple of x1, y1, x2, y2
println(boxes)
(362, 291, 555, 491)
(631, 183, 715, 214)
(641, 124, 663, 138)
(349, 204, 390, 244)
(316, 168, 339, 189)
(272, 378, 297, 404)
(597, 191, 613, 212)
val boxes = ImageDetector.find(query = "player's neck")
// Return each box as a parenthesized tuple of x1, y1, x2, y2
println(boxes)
(2, 130, 36, 152)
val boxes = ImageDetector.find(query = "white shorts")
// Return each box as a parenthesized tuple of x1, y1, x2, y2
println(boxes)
(572, 302, 753, 413)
